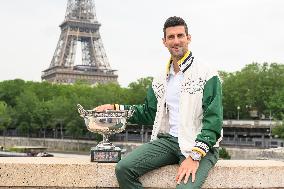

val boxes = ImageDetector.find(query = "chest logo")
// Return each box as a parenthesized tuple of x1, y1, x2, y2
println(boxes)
(181, 77, 206, 94)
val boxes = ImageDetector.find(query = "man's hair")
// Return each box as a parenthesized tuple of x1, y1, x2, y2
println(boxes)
(163, 16, 188, 38)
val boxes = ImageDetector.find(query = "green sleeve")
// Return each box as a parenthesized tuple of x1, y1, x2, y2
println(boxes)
(124, 85, 157, 125)
(196, 76, 223, 150)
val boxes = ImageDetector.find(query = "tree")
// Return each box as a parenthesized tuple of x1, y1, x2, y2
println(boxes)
(0, 79, 26, 107)
(14, 90, 40, 137)
(65, 120, 83, 139)
(0, 101, 12, 146)
(0, 101, 11, 125)
(272, 122, 284, 139)
(221, 63, 284, 120)
(33, 101, 52, 139)
(127, 77, 153, 104)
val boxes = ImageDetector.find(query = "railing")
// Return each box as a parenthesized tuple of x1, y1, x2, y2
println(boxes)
(223, 120, 282, 126)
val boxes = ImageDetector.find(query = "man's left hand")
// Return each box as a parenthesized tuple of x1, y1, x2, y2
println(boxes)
(175, 157, 199, 184)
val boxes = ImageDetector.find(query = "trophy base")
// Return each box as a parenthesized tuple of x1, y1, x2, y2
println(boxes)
(90, 146, 121, 163)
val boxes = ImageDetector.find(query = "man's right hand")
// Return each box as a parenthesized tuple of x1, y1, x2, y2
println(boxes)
(93, 104, 114, 112)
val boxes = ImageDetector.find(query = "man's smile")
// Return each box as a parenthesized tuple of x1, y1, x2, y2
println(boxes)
(171, 46, 183, 54)
(172, 46, 181, 51)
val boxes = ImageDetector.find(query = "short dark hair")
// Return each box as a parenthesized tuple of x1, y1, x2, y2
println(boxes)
(163, 16, 188, 38)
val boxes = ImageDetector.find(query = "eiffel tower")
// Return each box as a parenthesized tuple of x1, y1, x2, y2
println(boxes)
(42, 0, 118, 84)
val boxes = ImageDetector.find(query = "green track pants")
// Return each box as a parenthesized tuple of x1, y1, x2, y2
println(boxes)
(115, 133, 219, 189)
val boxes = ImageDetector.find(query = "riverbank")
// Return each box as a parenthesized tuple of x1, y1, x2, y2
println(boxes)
(2, 136, 284, 160)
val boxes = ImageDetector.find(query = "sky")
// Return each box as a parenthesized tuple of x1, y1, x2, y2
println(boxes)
(0, 0, 283, 87)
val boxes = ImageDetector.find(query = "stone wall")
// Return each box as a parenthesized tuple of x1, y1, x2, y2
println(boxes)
(0, 136, 142, 153)
(226, 147, 284, 160)
(0, 136, 95, 151)
(0, 158, 283, 188)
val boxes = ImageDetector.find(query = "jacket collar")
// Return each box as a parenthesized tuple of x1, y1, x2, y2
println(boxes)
(166, 51, 194, 77)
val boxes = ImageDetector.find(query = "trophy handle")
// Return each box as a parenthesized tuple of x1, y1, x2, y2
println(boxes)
(77, 104, 88, 117)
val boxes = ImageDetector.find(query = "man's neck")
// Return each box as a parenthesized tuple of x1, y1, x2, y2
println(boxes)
(172, 57, 182, 74)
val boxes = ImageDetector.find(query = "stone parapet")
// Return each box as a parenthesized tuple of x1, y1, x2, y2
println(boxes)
(0, 157, 283, 188)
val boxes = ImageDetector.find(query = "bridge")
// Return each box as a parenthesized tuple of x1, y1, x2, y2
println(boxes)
(222, 120, 283, 148)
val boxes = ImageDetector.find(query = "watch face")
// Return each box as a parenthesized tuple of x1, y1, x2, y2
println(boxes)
(190, 151, 201, 161)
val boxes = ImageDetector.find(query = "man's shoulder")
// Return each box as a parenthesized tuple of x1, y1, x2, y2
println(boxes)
(192, 61, 219, 78)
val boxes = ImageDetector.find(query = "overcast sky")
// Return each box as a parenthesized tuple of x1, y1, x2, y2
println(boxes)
(0, 0, 283, 87)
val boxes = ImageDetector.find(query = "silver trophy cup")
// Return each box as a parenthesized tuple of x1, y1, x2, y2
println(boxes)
(77, 104, 134, 162)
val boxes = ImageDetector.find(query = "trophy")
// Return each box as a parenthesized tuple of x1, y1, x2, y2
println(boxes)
(77, 104, 134, 162)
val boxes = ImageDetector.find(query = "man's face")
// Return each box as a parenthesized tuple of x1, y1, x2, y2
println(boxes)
(163, 25, 191, 59)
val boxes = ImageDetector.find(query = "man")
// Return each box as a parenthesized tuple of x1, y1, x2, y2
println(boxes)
(95, 16, 223, 189)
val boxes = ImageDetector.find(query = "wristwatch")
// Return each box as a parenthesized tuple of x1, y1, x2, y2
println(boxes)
(189, 151, 202, 161)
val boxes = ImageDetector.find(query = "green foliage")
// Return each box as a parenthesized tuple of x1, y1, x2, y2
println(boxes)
(0, 79, 26, 107)
(127, 77, 153, 104)
(221, 63, 284, 120)
(272, 122, 284, 139)
(219, 147, 231, 159)
(0, 101, 11, 131)
(65, 120, 83, 139)
(0, 77, 152, 139)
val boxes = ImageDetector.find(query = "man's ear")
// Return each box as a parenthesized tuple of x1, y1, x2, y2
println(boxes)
(187, 34, 191, 42)
(162, 38, 167, 47)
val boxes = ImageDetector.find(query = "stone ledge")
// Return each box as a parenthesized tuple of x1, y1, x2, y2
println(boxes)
(0, 157, 284, 188)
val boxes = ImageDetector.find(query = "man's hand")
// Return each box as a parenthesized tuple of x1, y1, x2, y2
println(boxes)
(176, 157, 199, 184)
(93, 104, 114, 112)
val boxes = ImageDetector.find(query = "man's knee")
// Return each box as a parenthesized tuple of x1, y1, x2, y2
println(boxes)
(115, 160, 126, 175)
(115, 158, 133, 177)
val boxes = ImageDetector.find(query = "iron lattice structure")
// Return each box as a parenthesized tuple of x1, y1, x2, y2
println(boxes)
(42, 0, 117, 84)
